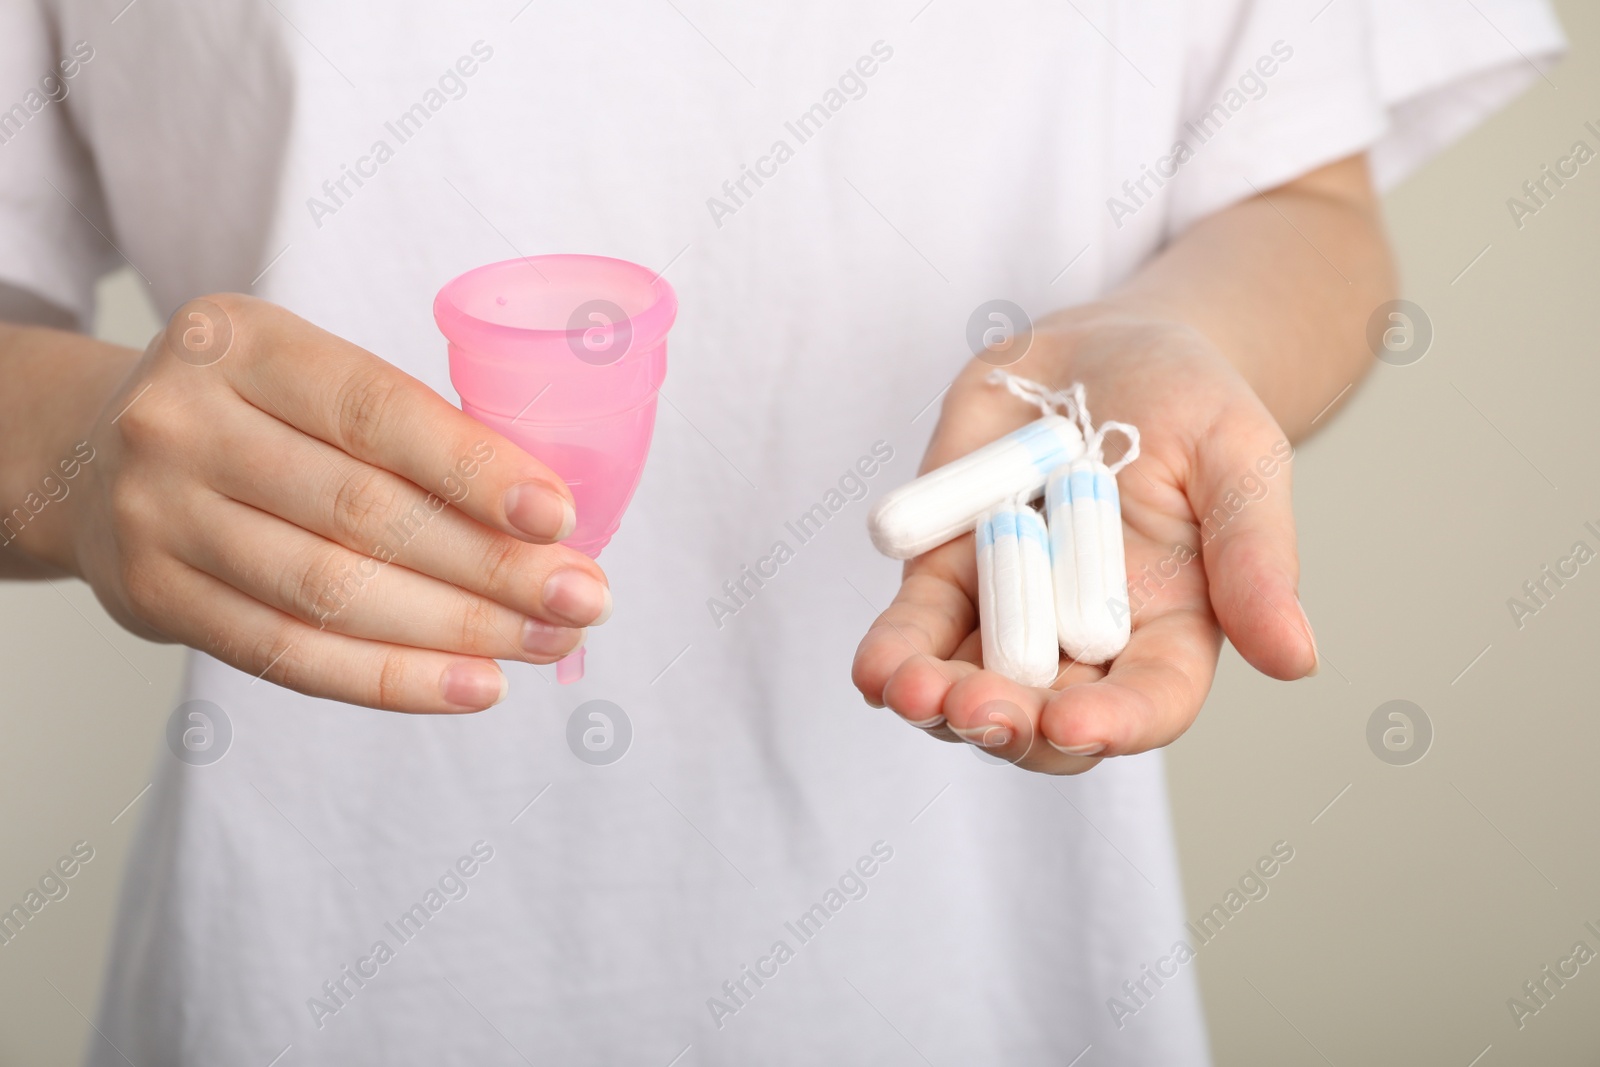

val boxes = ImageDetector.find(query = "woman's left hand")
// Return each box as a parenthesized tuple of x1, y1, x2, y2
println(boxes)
(851, 303, 1319, 774)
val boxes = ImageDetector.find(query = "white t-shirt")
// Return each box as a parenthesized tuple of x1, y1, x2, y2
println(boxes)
(0, 2, 1562, 1064)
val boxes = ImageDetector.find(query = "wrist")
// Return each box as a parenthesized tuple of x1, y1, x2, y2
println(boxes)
(0, 323, 140, 576)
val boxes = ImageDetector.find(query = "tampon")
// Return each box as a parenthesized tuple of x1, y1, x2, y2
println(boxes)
(1047, 459, 1130, 664)
(975, 498, 1060, 687)
(868, 415, 1084, 559)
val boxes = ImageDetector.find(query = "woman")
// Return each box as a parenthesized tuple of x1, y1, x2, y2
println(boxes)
(0, 0, 1563, 1063)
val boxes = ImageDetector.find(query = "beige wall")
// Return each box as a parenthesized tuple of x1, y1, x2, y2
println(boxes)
(2, 3, 1597, 1063)
(0, 267, 177, 1066)
(1168, 1, 1600, 1062)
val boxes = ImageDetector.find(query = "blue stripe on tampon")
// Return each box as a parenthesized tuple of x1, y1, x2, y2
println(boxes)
(1095, 471, 1118, 502)
(981, 508, 1048, 549)
(1019, 420, 1073, 474)
(990, 509, 1019, 542)
(1016, 508, 1048, 549)
(1069, 469, 1095, 502)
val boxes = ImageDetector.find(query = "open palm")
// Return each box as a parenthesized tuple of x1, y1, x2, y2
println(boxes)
(852, 308, 1318, 774)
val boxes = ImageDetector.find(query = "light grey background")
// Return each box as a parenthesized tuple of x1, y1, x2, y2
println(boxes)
(2, 2, 1596, 1063)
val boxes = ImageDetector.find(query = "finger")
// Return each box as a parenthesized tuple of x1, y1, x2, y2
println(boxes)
(939, 669, 1063, 766)
(929, 651, 1109, 770)
(880, 654, 975, 739)
(204, 407, 611, 627)
(181, 495, 586, 664)
(1191, 406, 1315, 679)
(217, 295, 577, 544)
(851, 537, 976, 710)
(140, 558, 509, 713)
(1039, 605, 1221, 758)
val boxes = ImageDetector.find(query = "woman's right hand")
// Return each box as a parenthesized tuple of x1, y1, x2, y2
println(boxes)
(55, 293, 610, 713)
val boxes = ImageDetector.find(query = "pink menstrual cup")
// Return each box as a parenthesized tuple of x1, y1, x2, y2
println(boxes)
(434, 254, 677, 684)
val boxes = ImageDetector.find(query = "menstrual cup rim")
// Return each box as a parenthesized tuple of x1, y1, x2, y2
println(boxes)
(433, 253, 678, 353)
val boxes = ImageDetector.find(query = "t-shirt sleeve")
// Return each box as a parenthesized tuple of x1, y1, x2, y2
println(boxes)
(0, 1, 117, 327)
(1164, 0, 1567, 237)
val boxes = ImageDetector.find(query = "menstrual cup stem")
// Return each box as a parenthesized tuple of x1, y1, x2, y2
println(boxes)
(556, 647, 586, 685)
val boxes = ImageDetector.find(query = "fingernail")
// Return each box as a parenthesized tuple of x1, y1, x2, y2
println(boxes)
(953, 723, 1012, 748)
(864, 696, 885, 709)
(521, 619, 585, 658)
(907, 714, 945, 729)
(1048, 740, 1106, 756)
(543, 569, 612, 626)
(504, 482, 576, 541)
(441, 663, 507, 710)
(1295, 595, 1320, 678)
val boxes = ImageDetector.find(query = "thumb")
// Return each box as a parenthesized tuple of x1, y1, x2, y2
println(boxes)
(1190, 407, 1316, 680)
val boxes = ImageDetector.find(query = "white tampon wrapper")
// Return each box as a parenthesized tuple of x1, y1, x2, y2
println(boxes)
(869, 415, 1084, 559)
(975, 499, 1060, 687)
(1047, 459, 1130, 665)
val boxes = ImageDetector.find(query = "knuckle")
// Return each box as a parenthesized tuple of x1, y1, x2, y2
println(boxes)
(106, 478, 156, 536)
(159, 294, 244, 369)
(112, 388, 178, 452)
(333, 369, 402, 456)
(373, 648, 411, 708)
(199, 290, 252, 318)
(479, 536, 528, 599)
(250, 624, 298, 685)
(328, 466, 397, 537)
(455, 596, 500, 651)
(289, 543, 356, 626)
